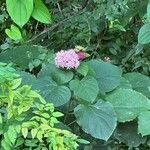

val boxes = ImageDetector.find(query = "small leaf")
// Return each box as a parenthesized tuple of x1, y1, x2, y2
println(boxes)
(7, 126, 17, 145)
(52, 112, 64, 117)
(10, 78, 22, 89)
(32, 0, 52, 24)
(31, 128, 38, 139)
(15, 137, 24, 147)
(22, 128, 28, 138)
(37, 131, 43, 142)
(5, 25, 22, 40)
(77, 139, 90, 144)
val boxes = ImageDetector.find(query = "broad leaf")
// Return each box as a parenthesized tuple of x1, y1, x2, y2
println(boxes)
(88, 59, 122, 93)
(0, 45, 45, 70)
(138, 111, 150, 136)
(74, 100, 117, 141)
(115, 121, 146, 147)
(69, 76, 99, 103)
(32, 0, 52, 24)
(38, 64, 73, 84)
(124, 72, 150, 98)
(117, 77, 132, 89)
(138, 24, 150, 44)
(6, 0, 33, 27)
(106, 89, 150, 122)
(20, 72, 71, 107)
(76, 62, 89, 76)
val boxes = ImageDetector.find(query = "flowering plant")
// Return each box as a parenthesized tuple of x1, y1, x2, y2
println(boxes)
(55, 49, 86, 69)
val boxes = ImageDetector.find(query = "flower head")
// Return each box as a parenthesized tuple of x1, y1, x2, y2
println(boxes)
(55, 49, 80, 69)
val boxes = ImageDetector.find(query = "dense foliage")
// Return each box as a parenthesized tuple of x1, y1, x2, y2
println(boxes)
(0, 63, 87, 150)
(0, 0, 150, 149)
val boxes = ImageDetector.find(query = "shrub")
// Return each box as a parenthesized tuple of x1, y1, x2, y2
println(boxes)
(0, 63, 87, 150)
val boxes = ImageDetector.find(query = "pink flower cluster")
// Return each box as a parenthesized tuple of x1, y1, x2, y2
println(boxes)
(55, 49, 80, 69)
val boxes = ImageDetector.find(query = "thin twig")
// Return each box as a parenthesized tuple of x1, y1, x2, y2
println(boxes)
(57, 2, 64, 18)
(27, 9, 86, 43)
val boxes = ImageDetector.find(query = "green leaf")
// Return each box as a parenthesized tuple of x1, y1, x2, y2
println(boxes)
(77, 62, 89, 76)
(20, 72, 71, 107)
(0, 114, 3, 124)
(74, 101, 117, 141)
(5, 25, 22, 40)
(32, 0, 52, 24)
(22, 128, 28, 138)
(6, 0, 33, 27)
(1, 140, 11, 150)
(138, 24, 150, 44)
(138, 111, 150, 136)
(37, 131, 43, 142)
(115, 121, 146, 147)
(124, 72, 150, 98)
(147, 2, 150, 21)
(69, 76, 99, 103)
(10, 78, 22, 89)
(0, 45, 45, 70)
(31, 128, 38, 139)
(52, 112, 64, 117)
(117, 77, 132, 89)
(34, 77, 71, 107)
(77, 139, 90, 144)
(106, 89, 150, 122)
(88, 59, 122, 93)
(7, 126, 17, 145)
(15, 137, 24, 147)
(39, 64, 73, 84)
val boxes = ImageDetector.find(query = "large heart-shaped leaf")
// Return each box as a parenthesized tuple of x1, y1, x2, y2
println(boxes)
(69, 76, 99, 103)
(106, 89, 150, 122)
(38, 64, 73, 84)
(124, 72, 150, 98)
(117, 77, 132, 89)
(88, 59, 122, 93)
(6, 0, 33, 27)
(74, 100, 117, 141)
(32, 76, 71, 106)
(115, 121, 146, 147)
(19, 71, 71, 107)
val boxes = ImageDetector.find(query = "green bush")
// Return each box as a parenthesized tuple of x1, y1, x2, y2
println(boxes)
(0, 63, 87, 150)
